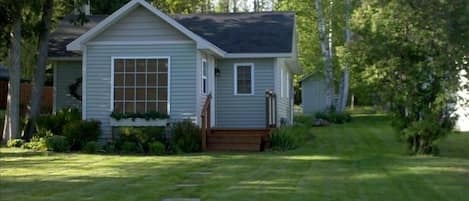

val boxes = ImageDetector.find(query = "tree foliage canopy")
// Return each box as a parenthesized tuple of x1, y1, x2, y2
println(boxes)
(346, 0, 469, 154)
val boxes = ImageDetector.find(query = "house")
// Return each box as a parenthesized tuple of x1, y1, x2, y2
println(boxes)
(455, 70, 469, 132)
(48, 0, 299, 150)
(300, 73, 329, 115)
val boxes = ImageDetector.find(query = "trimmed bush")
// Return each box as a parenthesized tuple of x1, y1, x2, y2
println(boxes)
(7, 139, 25, 148)
(171, 120, 201, 153)
(35, 107, 81, 136)
(62, 120, 101, 150)
(102, 141, 117, 153)
(148, 141, 165, 155)
(45, 135, 70, 152)
(83, 141, 100, 154)
(22, 137, 47, 151)
(270, 126, 310, 151)
(118, 126, 165, 152)
(120, 141, 144, 154)
(315, 111, 352, 124)
(294, 115, 314, 126)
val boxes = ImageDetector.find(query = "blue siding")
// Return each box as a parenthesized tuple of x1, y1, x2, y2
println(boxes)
(53, 61, 82, 111)
(85, 44, 197, 139)
(92, 6, 188, 42)
(215, 58, 275, 128)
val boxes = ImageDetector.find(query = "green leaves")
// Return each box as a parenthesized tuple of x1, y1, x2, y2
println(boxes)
(348, 0, 469, 154)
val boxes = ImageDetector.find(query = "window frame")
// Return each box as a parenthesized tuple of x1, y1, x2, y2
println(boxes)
(233, 63, 255, 96)
(280, 67, 290, 98)
(110, 56, 171, 114)
(202, 59, 208, 95)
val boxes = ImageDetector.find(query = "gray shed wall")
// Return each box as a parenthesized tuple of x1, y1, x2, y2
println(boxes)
(301, 74, 328, 115)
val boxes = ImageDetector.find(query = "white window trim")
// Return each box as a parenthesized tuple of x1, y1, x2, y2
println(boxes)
(233, 63, 255, 96)
(202, 59, 208, 95)
(280, 67, 285, 97)
(110, 56, 171, 115)
(286, 70, 290, 98)
(281, 67, 290, 98)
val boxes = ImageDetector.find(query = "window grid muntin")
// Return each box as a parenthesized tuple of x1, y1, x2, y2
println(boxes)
(113, 58, 168, 114)
(236, 65, 253, 94)
(202, 59, 208, 94)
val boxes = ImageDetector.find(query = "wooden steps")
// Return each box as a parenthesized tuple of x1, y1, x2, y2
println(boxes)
(206, 128, 270, 152)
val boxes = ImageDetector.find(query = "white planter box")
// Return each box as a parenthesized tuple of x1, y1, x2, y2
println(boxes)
(110, 118, 168, 127)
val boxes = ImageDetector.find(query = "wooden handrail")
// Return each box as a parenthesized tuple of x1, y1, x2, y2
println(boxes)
(265, 90, 277, 128)
(200, 94, 212, 151)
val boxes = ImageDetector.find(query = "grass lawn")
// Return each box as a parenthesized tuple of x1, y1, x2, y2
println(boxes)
(1, 115, 468, 201)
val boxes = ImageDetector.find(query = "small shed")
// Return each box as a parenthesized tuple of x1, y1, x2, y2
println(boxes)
(300, 73, 329, 115)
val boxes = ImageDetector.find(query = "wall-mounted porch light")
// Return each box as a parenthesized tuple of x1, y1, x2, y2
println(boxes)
(215, 68, 221, 77)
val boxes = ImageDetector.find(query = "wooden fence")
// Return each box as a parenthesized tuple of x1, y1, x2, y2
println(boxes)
(0, 81, 53, 114)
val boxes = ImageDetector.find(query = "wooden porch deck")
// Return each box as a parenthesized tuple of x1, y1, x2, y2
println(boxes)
(200, 91, 276, 152)
(206, 128, 271, 152)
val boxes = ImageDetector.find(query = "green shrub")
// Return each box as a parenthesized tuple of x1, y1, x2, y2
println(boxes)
(171, 120, 201, 153)
(120, 141, 144, 154)
(102, 141, 117, 153)
(118, 126, 165, 152)
(315, 111, 352, 124)
(45, 135, 70, 152)
(83, 141, 100, 154)
(294, 115, 313, 126)
(148, 141, 165, 155)
(62, 120, 101, 150)
(22, 137, 47, 151)
(401, 118, 450, 155)
(7, 139, 25, 148)
(35, 107, 81, 136)
(270, 126, 310, 151)
(34, 128, 54, 138)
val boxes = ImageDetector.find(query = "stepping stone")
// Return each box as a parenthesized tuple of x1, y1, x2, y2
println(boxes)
(174, 184, 200, 187)
(190, 171, 212, 175)
(162, 198, 200, 201)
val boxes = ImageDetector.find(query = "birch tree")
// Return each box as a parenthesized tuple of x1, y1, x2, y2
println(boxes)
(337, 0, 352, 112)
(315, 0, 335, 108)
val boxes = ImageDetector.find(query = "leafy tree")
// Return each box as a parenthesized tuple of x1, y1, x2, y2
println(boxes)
(346, 0, 469, 154)
(1, 0, 25, 143)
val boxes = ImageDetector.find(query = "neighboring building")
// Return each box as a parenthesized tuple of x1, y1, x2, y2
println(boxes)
(455, 70, 469, 132)
(48, 0, 299, 146)
(300, 73, 328, 115)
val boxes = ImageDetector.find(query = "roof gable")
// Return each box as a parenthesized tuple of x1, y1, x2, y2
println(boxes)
(91, 6, 189, 42)
(67, 0, 225, 56)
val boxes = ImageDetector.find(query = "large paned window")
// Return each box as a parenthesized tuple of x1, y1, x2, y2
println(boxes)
(234, 63, 254, 95)
(113, 58, 168, 114)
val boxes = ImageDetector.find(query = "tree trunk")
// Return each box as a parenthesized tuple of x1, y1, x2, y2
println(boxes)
(337, 0, 352, 112)
(2, 18, 21, 143)
(315, 0, 335, 108)
(22, 0, 54, 140)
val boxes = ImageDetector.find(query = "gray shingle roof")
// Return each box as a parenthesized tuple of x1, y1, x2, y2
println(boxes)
(49, 15, 107, 57)
(49, 11, 294, 57)
(173, 12, 294, 53)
